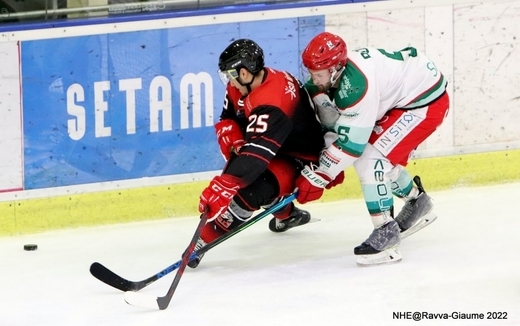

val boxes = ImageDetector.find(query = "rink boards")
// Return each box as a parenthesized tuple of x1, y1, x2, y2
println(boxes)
(0, 0, 519, 235)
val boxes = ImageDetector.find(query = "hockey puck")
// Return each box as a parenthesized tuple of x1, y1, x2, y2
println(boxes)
(24, 244, 38, 251)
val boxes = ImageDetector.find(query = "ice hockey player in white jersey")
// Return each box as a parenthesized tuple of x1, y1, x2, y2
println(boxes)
(295, 31, 449, 266)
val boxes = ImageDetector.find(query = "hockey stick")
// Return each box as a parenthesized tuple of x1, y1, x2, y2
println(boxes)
(124, 210, 208, 310)
(90, 193, 297, 293)
(123, 193, 297, 310)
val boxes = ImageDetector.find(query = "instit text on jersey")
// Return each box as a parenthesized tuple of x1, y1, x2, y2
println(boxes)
(373, 112, 420, 155)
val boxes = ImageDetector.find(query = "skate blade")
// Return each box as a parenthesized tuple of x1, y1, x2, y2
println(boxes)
(356, 246, 402, 267)
(296, 218, 321, 228)
(401, 213, 437, 239)
(295, 218, 320, 229)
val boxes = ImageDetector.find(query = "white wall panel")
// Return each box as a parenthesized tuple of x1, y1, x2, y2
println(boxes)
(453, 1, 520, 146)
(0, 42, 23, 191)
(367, 8, 426, 50)
(326, 12, 368, 50)
(424, 5, 455, 151)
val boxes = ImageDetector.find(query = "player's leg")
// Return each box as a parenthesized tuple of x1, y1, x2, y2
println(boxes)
(353, 145, 402, 266)
(389, 166, 436, 237)
(370, 92, 449, 237)
(268, 197, 311, 233)
(264, 157, 312, 233)
(188, 172, 278, 268)
(189, 157, 306, 268)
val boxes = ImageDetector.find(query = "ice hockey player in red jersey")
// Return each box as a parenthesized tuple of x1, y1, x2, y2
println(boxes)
(295, 32, 449, 266)
(189, 39, 328, 268)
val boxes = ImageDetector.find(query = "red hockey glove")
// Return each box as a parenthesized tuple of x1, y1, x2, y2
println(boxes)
(325, 170, 345, 189)
(215, 120, 245, 161)
(199, 175, 240, 220)
(295, 165, 333, 204)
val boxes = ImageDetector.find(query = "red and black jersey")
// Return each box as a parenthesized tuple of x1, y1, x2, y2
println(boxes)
(219, 67, 324, 187)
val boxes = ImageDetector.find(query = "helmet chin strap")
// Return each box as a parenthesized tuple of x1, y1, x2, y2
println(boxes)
(329, 66, 345, 85)
(237, 74, 256, 93)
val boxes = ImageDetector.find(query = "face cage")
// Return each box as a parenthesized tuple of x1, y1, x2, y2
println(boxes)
(218, 69, 239, 85)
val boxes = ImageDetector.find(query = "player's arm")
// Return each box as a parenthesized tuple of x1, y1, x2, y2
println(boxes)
(215, 89, 246, 161)
(304, 79, 340, 131)
(218, 88, 239, 120)
(296, 93, 377, 203)
(306, 61, 378, 178)
(198, 105, 289, 220)
(327, 105, 375, 167)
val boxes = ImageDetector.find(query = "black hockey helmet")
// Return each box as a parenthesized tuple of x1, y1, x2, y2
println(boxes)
(218, 39, 265, 84)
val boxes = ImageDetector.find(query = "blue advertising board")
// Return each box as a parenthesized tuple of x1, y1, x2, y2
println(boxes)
(21, 17, 325, 189)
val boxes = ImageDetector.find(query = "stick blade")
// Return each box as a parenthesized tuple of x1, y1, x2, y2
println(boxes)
(90, 262, 134, 292)
(124, 291, 160, 310)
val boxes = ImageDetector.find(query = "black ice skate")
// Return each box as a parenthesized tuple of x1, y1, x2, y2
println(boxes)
(354, 219, 402, 266)
(395, 176, 437, 239)
(268, 206, 311, 233)
(186, 238, 206, 269)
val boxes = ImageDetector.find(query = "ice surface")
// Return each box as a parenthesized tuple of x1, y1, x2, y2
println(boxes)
(2, 182, 519, 326)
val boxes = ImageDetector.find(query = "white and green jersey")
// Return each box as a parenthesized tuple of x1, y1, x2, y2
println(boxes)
(305, 46, 447, 172)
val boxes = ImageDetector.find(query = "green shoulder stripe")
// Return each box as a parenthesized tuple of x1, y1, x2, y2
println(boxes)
(334, 61, 368, 109)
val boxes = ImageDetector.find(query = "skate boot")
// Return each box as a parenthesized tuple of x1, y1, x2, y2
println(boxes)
(354, 219, 402, 266)
(186, 238, 206, 269)
(395, 176, 437, 239)
(268, 206, 311, 233)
